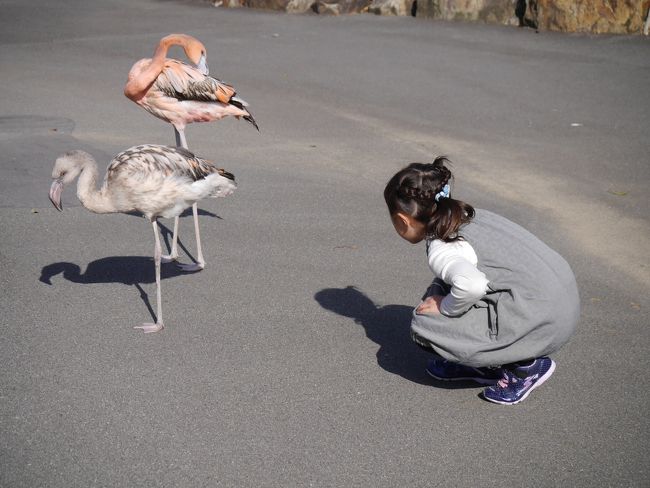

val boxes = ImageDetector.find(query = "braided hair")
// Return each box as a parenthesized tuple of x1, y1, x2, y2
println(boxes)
(383, 157, 475, 242)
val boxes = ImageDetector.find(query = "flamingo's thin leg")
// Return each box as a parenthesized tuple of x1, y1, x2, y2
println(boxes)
(161, 216, 179, 262)
(161, 127, 187, 263)
(174, 126, 206, 272)
(177, 202, 205, 271)
(160, 125, 189, 263)
(135, 220, 165, 333)
(175, 126, 188, 149)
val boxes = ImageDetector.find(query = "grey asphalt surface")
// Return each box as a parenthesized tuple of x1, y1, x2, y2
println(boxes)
(1, 0, 649, 486)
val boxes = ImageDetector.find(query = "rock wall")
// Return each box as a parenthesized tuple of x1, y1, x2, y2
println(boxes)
(416, 0, 649, 33)
(537, 0, 649, 34)
(210, 0, 650, 34)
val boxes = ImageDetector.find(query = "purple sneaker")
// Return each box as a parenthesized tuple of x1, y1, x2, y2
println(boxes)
(483, 357, 556, 405)
(426, 358, 503, 385)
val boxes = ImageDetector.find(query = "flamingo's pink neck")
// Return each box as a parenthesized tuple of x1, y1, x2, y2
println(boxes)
(125, 35, 192, 102)
(153, 34, 194, 65)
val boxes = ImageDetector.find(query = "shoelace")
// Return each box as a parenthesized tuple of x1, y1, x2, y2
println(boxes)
(496, 371, 519, 389)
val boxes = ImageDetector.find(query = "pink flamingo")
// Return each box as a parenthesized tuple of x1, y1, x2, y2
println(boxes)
(48, 144, 236, 333)
(124, 33, 257, 271)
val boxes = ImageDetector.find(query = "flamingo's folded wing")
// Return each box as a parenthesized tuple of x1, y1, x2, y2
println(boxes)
(107, 145, 234, 184)
(157, 60, 236, 104)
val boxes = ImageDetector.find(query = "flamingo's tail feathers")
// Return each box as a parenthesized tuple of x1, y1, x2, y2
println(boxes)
(229, 97, 259, 131)
(244, 111, 259, 131)
(231, 96, 249, 108)
(219, 168, 235, 182)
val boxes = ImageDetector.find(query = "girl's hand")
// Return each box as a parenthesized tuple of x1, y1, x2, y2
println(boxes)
(416, 295, 444, 315)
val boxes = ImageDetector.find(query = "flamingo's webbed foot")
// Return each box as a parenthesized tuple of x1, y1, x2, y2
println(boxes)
(176, 261, 205, 272)
(134, 322, 164, 334)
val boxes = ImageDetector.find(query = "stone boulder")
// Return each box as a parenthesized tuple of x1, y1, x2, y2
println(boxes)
(416, 0, 517, 23)
(331, 0, 372, 13)
(536, 0, 649, 34)
(237, 0, 371, 13)
(313, 1, 341, 14)
(241, 0, 290, 9)
(368, 0, 414, 16)
(211, 0, 244, 6)
(286, 0, 316, 13)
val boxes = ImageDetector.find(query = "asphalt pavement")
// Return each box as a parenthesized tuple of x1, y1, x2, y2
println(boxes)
(1, 0, 649, 486)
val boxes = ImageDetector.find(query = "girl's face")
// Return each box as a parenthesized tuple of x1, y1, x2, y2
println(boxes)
(391, 212, 426, 244)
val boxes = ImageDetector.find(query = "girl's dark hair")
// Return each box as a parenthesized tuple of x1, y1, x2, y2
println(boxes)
(383, 157, 475, 242)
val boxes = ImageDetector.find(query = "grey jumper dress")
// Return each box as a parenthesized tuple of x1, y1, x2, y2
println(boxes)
(411, 209, 579, 367)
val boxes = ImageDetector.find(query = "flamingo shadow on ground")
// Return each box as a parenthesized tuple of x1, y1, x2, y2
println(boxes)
(314, 286, 481, 389)
(39, 256, 188, 321)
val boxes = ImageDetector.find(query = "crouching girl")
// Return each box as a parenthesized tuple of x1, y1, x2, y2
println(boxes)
(384, 158, 579, 405)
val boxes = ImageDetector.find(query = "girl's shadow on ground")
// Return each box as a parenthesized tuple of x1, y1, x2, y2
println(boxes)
(314, 286, 479, 389)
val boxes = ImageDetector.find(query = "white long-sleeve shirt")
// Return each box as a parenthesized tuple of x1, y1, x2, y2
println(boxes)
(426, 239, 490, 316)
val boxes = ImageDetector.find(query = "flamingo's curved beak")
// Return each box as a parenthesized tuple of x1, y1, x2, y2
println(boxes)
(49, 178, 63, 211)
(197, 54, 209, 76)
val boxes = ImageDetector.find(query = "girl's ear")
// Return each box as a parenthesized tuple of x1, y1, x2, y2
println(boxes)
(391, 212, 410, 233)
(395, 212, 408, 225)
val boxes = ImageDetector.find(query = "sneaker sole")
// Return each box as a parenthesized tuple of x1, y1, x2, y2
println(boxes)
(426, 368, 500, 385)
(482, 359, 556, 405)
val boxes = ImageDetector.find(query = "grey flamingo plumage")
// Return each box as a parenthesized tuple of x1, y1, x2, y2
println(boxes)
(49, 144, 236, 333)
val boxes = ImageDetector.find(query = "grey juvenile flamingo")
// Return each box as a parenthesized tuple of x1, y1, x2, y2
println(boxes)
(124, 33, 257, 272)
(48, 144, 236, 333)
